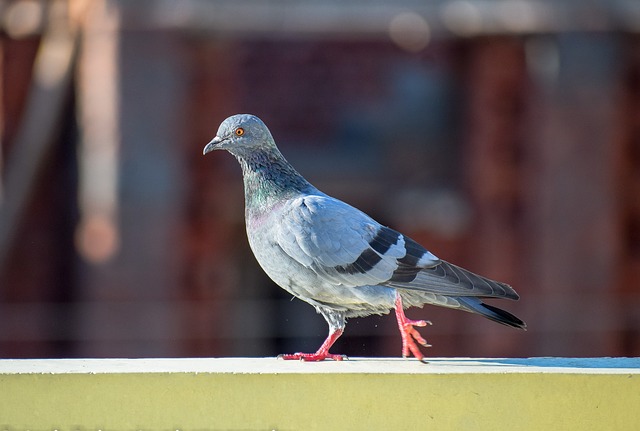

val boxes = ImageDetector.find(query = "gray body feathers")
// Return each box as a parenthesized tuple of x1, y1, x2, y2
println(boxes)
(204, 114, 526, 336)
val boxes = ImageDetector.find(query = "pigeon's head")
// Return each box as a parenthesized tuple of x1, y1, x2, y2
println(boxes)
(203, 114, 275, 158)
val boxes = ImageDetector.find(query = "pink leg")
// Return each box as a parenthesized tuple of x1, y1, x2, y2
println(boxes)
(394, 292, 431, 362)
(278, 328, 347, 361)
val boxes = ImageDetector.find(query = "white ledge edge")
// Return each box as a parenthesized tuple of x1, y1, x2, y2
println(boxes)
(1, 357, 639, 375)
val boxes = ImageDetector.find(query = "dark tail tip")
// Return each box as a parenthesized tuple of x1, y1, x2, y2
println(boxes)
(481, 303, 527, 330)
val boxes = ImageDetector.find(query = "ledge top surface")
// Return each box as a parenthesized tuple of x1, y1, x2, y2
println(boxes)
(0, 357, 639, 375)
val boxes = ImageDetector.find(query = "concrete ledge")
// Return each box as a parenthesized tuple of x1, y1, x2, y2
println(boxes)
(1, 357, 639, 430)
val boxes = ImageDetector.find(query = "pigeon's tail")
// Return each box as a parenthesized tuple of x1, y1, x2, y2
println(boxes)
(457, 297, 527, 330)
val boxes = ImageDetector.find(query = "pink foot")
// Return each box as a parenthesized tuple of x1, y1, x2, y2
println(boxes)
(395, 293, 432, 362)
(278, 352, 347, 362)
(277, 328, 346, 361)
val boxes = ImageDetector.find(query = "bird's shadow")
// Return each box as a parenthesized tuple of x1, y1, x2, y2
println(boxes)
(346, 357, 640, 369)
(468, 357, 640, 369)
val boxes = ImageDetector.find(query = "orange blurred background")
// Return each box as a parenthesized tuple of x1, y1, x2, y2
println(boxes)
(1, 0, 639, 358)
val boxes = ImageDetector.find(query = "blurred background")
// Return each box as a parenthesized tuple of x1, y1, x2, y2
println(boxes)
(0, 0, 639, 359)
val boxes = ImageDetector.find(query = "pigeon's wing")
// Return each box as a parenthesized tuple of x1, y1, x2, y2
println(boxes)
(274, 195, 517, 299)
(386, 258, 518, 299)
(274, 194, 412, 288)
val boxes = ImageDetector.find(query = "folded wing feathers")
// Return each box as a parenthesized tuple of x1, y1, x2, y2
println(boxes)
(278, 196, 518, 300)
(390, 260, 519, 299)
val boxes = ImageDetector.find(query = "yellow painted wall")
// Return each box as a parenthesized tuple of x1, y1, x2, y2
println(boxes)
(1, 358, 638, 430)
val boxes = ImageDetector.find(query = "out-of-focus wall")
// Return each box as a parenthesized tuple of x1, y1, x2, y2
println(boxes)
(0, 0, 639, 358)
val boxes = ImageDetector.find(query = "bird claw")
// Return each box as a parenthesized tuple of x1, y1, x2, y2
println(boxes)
(395, 294, 431, 362)
(278, 352, 348, 362)
(404, 320, 432, 346)
(399, 321, 432, 361)
(278, 328, 346, 362)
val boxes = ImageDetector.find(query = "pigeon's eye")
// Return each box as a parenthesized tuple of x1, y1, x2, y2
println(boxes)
(235, 127, 245, 136)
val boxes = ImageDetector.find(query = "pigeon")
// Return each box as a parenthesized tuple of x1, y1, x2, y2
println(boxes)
(203, 114, 526, 362)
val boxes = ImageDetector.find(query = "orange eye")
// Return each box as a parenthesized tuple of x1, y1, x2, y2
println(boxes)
(235, 127, 245, 136)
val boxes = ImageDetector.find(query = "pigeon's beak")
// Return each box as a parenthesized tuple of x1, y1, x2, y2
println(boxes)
(203, 136, 223, 155)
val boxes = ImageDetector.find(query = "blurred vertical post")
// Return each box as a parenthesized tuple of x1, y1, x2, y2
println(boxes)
(465, 37, 526, 355)
(0, 37, 3, 201)
(0, 0, 78, 272)
(525, 35, 622, 355)
(75, 0, 120, 264)
(74, 0, 187, 356)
